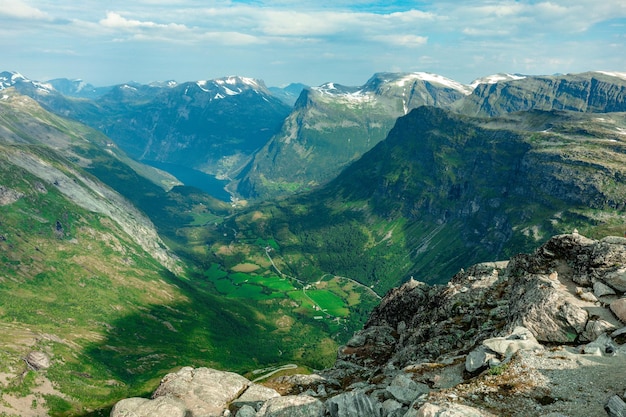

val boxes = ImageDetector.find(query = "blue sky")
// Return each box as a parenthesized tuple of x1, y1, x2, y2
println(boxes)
(1, 0, 625, 87)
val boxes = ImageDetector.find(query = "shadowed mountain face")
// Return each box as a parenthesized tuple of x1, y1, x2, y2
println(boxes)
(90, 78, 292, 176)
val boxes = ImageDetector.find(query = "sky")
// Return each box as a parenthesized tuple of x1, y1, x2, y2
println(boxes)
(1, 0, 625, 88)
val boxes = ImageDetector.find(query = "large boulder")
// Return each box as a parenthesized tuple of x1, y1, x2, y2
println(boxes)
(611, 298, 626, 323)
(507, 274, 588, 343)
(412, 402, 497, 417)
(110, 396, 186, 417)
(256, 395, 324, 417)
(25, 351, 51, 370)
(325, 390, 381, 417)
(386, 373, 429, 405)
(111, 367, 251, 417)
(481, 326, 542, 357)
(231, 383, 280, 411)
(152, 367, 250, 416)
(605, 394, 626, 417)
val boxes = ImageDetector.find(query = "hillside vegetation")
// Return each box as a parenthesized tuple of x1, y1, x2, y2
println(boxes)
(0, 91, 356, 416)
(217, 107, 626, 293)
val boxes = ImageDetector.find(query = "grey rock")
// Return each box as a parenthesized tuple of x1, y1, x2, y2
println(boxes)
(235, 405, 257, 417)
(579, 290, 598, 303)
(508, 274, 588, 343)
(603, 268, 626, 292)
(232, 384, 280, 411)
(149, 367, 250, 417)
(482, 326, 543, 357)
(326, 390, 381, 417)
(605, 394, 626, 417)
(415, 402, 495, 416)
(386, 373, 429, 405)
(110, 396, 187, 417)
(25, 351, 51, 370)
(582, 319, 617, 342)
(273, 373, 336, 395)
(595, 281, 617, 298)
(256, 395, 324, 417)
(582, 334, 617, 356)
(612, 326, 626, 338)
(382, 398, 404, 417)
(610, 298, 626, 323)
(465, 346, 494, 372)
(0, 185, 24, 205)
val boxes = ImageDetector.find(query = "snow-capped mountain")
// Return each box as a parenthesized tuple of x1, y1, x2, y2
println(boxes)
(75, 75, 291, 177)
(469, 73, 527, 89)
(0, 71, 55, 94)
(310, 72, 471, 112)
(234, 72, 471, 199)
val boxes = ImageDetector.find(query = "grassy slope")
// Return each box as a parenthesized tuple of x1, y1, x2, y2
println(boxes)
(0, 92, 342, 416)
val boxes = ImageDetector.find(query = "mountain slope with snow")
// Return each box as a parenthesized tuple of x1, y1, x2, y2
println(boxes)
(234, 72, 470, 199)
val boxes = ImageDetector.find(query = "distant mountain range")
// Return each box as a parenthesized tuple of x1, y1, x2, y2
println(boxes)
(3, 70, 626, 201)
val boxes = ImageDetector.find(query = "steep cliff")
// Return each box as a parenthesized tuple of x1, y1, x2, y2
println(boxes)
(456, 71, 626, 116)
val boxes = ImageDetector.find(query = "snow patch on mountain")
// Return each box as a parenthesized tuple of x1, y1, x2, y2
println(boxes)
(0, 71, 55, 94)
(189, 76, 266, 100)
(595, 71, 626, 81)
(470, 73, 526, 89)
(196, 80, 210, 92)
(397, 72, 472, 95)
(312, 84, 374, 104)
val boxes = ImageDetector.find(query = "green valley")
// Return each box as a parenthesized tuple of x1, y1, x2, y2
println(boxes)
(2, 70, 626, 416)
(0, 90, 375, 416)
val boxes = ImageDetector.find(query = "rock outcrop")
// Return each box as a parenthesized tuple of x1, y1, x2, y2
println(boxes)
(111, 367, 282, 417)
(111, 233, 626, 417)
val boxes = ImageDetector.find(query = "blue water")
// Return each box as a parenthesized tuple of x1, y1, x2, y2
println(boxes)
(144, 160, 231, 202)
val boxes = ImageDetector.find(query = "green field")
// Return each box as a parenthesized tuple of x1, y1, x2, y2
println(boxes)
(202, 265, 356, 319)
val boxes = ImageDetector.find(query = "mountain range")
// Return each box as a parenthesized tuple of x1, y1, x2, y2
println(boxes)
(1, 68, 626, 416)
(3, 70, 626, 200)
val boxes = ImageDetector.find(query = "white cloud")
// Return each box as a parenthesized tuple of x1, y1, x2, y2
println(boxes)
(0, 0, 49, 19)
(371, 34, 428, 47)
(254, 10, 351, 37)
(2, 1, 626, 87)
(443, 0, 626, 37)
(99, 12, 187, 31)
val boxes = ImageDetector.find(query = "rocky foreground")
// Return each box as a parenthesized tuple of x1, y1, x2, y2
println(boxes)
(111, 233, 626, 417)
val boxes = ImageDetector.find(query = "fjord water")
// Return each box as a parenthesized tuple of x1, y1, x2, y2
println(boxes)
(144, 160, 231, 201)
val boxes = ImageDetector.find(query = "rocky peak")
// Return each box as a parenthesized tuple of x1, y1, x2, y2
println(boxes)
(0, 70, 55, 94)
(111, 233, 626, 416)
